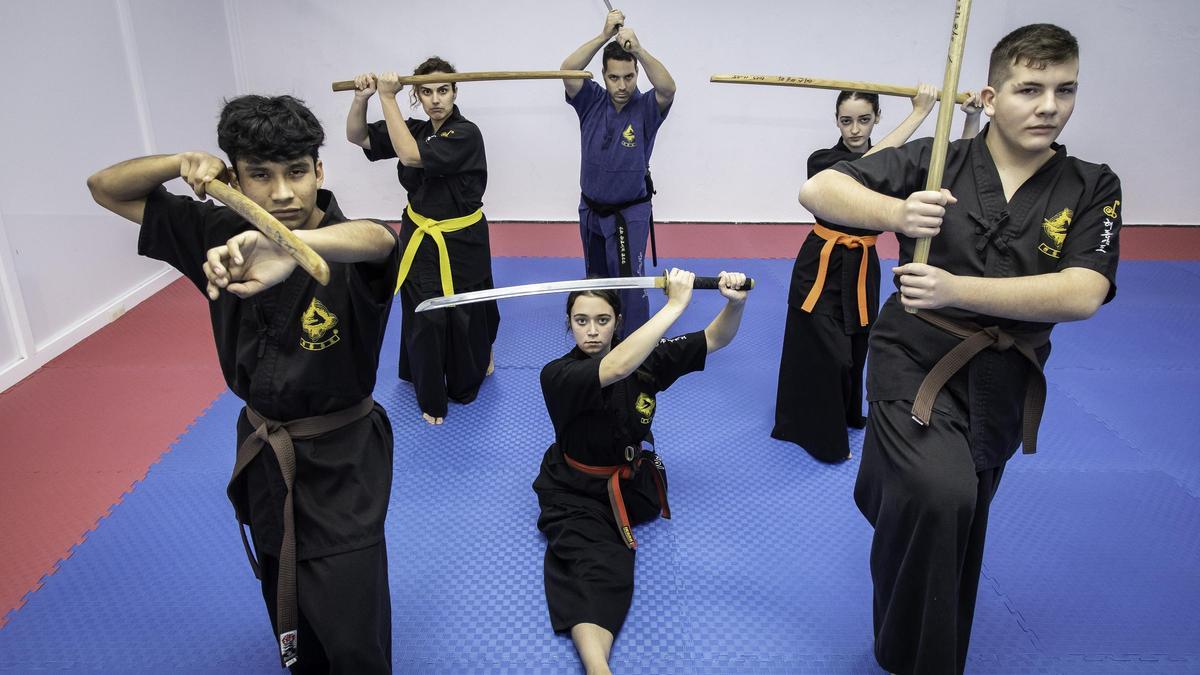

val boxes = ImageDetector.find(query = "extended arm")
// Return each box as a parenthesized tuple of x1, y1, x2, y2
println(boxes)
(563, 10, 624, 99)
(88, 152, 227, 224)
(616, 27, 675, 111)
(346, 73, 377, 149)
(891, 263, 1109, 322)
(703, 272, 749, 354)
(598, 268, 693, 386)
(800, 169, 954, 239)
(865, 83, 936, 157)
(376, 72, 422, 167)
(203, 221, 396, 300)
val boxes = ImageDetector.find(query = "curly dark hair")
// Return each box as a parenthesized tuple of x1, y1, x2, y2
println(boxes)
(216, 95, 324, 171)
(410, 56, 457, 108)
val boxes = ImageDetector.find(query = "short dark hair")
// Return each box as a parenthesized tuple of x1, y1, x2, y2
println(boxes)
(988, 24, 1079, 87)
(411, 55, 457, 106)
(601, 41, 637, 74)
(217, 95, 324, 171)
(835, 90, 880, 116)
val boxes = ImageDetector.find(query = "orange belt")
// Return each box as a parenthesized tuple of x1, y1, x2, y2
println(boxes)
(800, 224, 878, 327)
(564, 450, 670, 550)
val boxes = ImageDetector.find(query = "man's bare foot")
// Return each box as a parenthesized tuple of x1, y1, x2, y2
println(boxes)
(422, 412, 444, 425)
(486, 350, 495, 376)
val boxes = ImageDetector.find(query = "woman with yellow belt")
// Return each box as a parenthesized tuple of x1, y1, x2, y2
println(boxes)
(772, 85, 981, 461)
(347, 57, 499, 425)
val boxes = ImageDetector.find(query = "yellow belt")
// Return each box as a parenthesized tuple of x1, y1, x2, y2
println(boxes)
(395, 204, 483, 296)
(800, 224, 878, 327)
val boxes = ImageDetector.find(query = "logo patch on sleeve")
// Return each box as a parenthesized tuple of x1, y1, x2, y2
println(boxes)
(1038, 207, 1073, 259)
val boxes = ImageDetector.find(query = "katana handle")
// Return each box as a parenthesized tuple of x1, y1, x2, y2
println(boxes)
(662, 275, 755, 291)
(696, 275, 748, 290)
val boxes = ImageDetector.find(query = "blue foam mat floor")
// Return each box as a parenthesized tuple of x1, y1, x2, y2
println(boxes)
(1, 258, 1198, 673)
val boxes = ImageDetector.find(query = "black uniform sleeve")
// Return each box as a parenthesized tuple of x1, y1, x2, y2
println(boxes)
(417, 121, 484, 177)
(1058, 165, 1122, 303)
(138, 186, 242, 294)
(807, 147, 852, 179)
(363, 120, 396, 161)
(541, 356, 604, 432)
(348, 220, 404, 306)
(638, 331, 708, 392)
(832, 138, 932, 198)
(362, 119, 427, 162)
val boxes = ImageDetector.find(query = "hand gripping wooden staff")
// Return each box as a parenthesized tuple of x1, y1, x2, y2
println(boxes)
(909, 0, 973, 313)
(204, 180, 331, 285)
(709, 75, 970, 104)
(332, 71, 592, 92)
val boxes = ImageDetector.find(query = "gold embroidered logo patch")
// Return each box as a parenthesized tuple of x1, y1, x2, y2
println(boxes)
(300, 297, 340, 351)
(621, 123, 636, 148)
(1103, 200, 1120, 219)
(634, 392, 656, 423)
(439, 129, 455, 138)
(1038, 207, 1073, 259)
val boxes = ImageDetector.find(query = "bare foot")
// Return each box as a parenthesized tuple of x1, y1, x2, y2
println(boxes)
(421, 412, 444, 425)
(486, 350, 495, 376)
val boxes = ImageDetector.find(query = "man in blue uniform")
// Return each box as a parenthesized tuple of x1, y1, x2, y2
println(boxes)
(800, 24, 1121, 675)
(88, 95, 400, 673)
(562, 8, 676, 337)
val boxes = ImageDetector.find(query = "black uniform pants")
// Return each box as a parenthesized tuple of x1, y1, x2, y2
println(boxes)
(772, 306, 868, 462)
(397, 282, 498, 418)
(854, 400, 1005, 675)
(258, 542, 392, 674)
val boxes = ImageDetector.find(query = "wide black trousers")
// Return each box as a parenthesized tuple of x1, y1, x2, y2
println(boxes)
(854, 400, 1005, 675)
(258, 542, 392, 673)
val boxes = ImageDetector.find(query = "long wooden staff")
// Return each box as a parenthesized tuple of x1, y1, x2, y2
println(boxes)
(709, 74, 969, 104)
(911, 0, 974, 311)
(205, 180, 331, 286)
(332, 70, 592, 92)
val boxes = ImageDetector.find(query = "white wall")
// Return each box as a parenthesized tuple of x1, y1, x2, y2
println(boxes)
(0, 0, 1196, 391)
(0, 0, 237, 391)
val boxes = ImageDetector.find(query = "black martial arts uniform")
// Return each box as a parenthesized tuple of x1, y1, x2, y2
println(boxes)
(833, 124, 1122, 674)
(363, 105, 499, 418)
(533, 332, 707, 636)
(773, 138, 882, 462)
(140, 188, 401, 673)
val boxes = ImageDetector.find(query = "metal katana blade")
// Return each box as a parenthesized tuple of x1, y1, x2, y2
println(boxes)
(415, 276, 662, 312)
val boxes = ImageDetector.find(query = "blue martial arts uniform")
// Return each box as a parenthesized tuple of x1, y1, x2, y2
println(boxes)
(568, 79, 670, 336)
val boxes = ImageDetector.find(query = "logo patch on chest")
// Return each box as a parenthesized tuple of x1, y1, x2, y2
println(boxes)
(300, 297, 340, 351)
(1038, 207, 1073, 259)
(621, 123, 637, 148)
(634, 392, 656, 424)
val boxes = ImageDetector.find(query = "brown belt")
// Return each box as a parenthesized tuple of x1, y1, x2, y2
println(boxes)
(910, 311, 1050, 454)
(801, 224, 878, 326)
(227, 396, 375, 669)
(564, 446, 670, 550)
